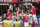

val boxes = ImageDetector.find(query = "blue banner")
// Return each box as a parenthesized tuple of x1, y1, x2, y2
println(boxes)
(36, 16, 40, 25)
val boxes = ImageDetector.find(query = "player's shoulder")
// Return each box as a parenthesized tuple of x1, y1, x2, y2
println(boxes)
(9, 20, 12, 22)
(3, 20, 7, 22)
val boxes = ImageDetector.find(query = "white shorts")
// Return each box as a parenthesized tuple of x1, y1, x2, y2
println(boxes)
(33, 15, 36, 20)
(24, 22, 29, 26)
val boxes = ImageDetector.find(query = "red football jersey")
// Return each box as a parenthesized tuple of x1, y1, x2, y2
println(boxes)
(19, 13, 24, 19)
(24, 16, 29, 23)
(8, 14, 12, 20)
(32, 7, 36, 15)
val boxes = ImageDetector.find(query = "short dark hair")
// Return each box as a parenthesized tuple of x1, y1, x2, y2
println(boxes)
(5, 17, 7, 20)
(16, 19, 18, 21)
(19, 11, 21, 14)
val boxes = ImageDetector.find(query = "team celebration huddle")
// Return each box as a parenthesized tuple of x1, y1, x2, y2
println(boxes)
(0, 2, 39, 27)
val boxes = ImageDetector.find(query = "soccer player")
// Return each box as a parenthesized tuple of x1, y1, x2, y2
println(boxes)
(27, 12, 33, 27)
(24, 14, 29, 27)
(6, 17, 12, 27)
(32, 6, 36, 24)
(6, 20, 12, 27)
(13, 19, 20, 27)
(2, 17, 7, 27)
